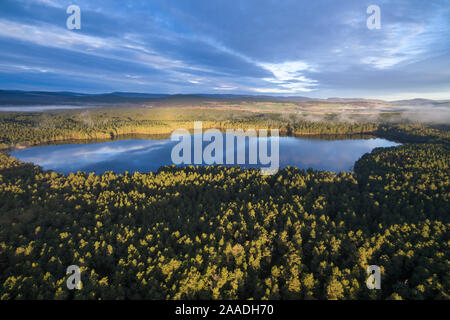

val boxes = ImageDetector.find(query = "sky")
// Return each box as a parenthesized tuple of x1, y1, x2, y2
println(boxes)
(0, 0, 449, 100)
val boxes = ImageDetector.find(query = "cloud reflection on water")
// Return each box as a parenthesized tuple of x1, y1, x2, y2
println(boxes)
(11, 136, 400, 174)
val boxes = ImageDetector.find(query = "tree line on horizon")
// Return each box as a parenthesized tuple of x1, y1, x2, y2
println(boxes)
(0, 108, 448, 150)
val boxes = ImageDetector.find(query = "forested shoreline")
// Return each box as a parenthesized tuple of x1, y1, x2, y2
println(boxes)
(0, 108, 449, 150)
(0, 108, 448, 300)
(1, 0, 448, 302)
(0, 142, 448, 299)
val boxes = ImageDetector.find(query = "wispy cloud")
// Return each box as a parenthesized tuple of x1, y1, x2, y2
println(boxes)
(0, 0, 448, 98)
(254, 61, 318, 93)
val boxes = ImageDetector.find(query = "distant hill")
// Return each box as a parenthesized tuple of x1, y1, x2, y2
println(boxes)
(110, 92, 170, 98)
(0, 90, 314, 106)
(0, 90, 161, 106)
(0, 89, 446, 107)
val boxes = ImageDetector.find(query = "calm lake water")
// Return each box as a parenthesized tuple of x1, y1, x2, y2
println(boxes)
(11, 135, 400, 174)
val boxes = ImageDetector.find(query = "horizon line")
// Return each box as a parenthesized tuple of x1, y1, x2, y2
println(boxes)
(1, 88, 450, 103)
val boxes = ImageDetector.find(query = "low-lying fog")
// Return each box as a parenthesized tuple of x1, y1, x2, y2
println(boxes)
(295, 103, 450, 125)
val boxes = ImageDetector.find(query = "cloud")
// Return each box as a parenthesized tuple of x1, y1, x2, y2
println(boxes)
(0, 0, 448, 98)
(213, 85, 237, 91)
(253, 61, 318, 93)
(0, 19, 113, 51)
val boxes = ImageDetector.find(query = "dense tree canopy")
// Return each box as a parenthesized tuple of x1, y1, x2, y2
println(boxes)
(0, 142, 448, 299)
(1, 108, 448, 150)
(0, 107, 448, 299)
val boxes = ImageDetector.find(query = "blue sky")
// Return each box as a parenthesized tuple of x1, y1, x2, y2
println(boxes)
(0, 0, 449, 99)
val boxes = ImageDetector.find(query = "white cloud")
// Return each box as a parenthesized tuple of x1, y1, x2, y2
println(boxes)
(0, 19, 112, 50)
(213, 85, 237, 90)
(0, 64, 52, 73)
(361, 21, 440, 69)
(251, 61, 318, 93)
(22, 0, 63, 8)
(260, 61, 311, 80)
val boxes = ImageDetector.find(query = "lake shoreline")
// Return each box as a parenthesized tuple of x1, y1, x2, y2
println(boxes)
(3, 130, 381, 153)
(9, 134, 400, 175)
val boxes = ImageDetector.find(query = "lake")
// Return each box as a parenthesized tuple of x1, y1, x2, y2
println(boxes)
(10, 134, 400, 174)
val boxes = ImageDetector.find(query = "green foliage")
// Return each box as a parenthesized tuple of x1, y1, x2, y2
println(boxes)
(0, 143, 448, 300)
(0, 107, 448, 299)
(1, 108, 448, 150)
